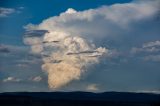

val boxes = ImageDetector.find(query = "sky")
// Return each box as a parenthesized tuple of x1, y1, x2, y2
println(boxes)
(0, 0, 160, 93)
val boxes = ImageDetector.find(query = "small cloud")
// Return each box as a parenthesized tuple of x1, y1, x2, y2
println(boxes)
(2, 77, 21, 82)
(19, 7, 24, 10)
(15, 57, 42, 65)
(29, 76, 42, 82)
(86, 84, 99, 91)
(0, 44, 10, 53)
(16, 63, 29, 68)
(0, 7, 15, 17)
(0, 44, 29, 54)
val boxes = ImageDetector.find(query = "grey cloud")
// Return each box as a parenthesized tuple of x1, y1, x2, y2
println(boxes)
(15, 58, 42, 65)
(0, 44, 29, 54)
(144, 55, 160, 62)
(131, 40, 160, 62)
(16, 63, 29, 68)
(66, 50, 101, 55)
(143, 40, 160, 48)
(0, 44, 10, 53)
(131, 40, 160, 54)
(29, 76, 43, 82)
(24, 30, 49, 37)
(0, 44, 42, 69)
(2, 76, 43, 83)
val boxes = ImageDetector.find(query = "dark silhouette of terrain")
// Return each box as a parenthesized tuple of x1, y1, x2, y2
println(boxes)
(0, 92, 160, 106)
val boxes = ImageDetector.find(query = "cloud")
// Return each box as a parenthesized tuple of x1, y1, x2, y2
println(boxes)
(2, 77, 21, 82)
(25, 0, 159, 37)
(24, 30, 49, 37)
(0, 44, 29, 54)
(131, 40, 160, 62)
(143, 40, 160, 48)
(0, 44, 41, 71)
(18, 6, 25, 10)
(144, 55, 160, 62)
(15, 54, 42, 65)
(65, 8, 77, 14)
(2, 76, 43, 83)
(16, 63, 29, 68)
(41, 41, 107, 89)
(24, 0, 159, 89)
(15, 58, 42, 65)
(29, 76, 42, 82)
(0, 44, 10, 53)
(131, 40, 160, 54)
(86, 84, 99, 91)
(0, 7, 15, 17)
(24, 25, 107, 89)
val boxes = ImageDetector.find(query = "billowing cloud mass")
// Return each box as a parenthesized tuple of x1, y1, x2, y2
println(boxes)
(24, 0, 159, 89)
(24, 28, 107, 89)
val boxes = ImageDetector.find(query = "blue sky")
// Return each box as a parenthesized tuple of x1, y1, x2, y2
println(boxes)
(0, 0, 160, 93)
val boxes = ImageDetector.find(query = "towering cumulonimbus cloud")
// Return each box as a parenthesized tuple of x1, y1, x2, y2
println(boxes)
(41, 33, 107, 89)
(23, 9, 107, 89)
(24, 28, 107, 89)
(23, 0, 159, 89)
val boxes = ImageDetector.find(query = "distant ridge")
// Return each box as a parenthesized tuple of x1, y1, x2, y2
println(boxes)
(0, 92, 160, 106)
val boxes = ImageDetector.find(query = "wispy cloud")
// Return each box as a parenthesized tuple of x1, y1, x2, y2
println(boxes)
(144, 55, 160, 62)
(29, 76, 43, 82)
(131, 40, 160, 54)
(0, 44, 10, 53)
(16, 63, 29, 68)
(0, 7, 15, 17)
(2, 77, 21, 83)
(131, 40, 160, 62)
(0, 44, 29, 54)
